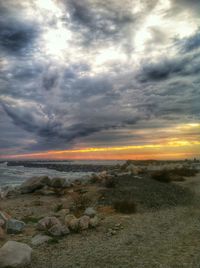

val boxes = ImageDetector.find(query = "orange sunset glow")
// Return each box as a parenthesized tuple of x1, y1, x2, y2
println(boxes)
(1, 123, 199, 160)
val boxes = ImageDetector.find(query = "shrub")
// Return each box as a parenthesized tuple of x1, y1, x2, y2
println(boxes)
(104, 177, 116, 188)
(74, 194, 91, 211)
(113, 198, 137, 214)
(151, 170, 171, 183)
(172, 167, 198, 177)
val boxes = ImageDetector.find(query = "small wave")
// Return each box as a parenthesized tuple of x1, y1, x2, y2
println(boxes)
(0, 161, 8, 166)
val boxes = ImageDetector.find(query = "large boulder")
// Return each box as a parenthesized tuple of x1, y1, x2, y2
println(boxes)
(6, 219, 26, 234)
(20, 176, 50, 194)
(0, 241, 32, 267)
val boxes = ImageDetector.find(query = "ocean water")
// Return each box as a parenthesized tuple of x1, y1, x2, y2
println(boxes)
(0, 162, 92, 187)
(0, 160, 123, 187)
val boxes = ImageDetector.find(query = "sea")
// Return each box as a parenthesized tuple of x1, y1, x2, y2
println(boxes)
(0, 160, 123, 188)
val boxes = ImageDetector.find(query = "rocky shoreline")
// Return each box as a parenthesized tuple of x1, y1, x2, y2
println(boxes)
(6, 161, 114, 172)
(0, 160, 199, 267)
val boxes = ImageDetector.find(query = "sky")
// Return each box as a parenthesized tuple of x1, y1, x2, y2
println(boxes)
(0, 0, 200, 160)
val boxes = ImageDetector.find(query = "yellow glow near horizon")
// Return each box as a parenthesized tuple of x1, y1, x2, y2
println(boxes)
(3, 139, 200, 160)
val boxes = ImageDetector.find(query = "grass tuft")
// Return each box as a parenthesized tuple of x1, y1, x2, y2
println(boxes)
(113, 198, 137, 214)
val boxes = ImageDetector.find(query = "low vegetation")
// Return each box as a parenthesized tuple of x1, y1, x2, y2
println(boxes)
(151, 167, 198, 183)
(113, 198, 137, 214)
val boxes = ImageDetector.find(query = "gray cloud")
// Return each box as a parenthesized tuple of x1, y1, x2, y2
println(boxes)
(0, 0, 200, 156)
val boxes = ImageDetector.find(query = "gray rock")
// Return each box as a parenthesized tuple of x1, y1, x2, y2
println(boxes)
(20, 176, 50, 194)
(89, 216, 99, 228)
(48, 224, 70, 237)
(84, 207, 97, 217)
(79, 216, 90, 230)
(37, 216, 61, 231)
(0, 241, 32, 267)
(31, 234, 52, 246)
(48, 177, 69, 188)
(6, 219, 26, 234)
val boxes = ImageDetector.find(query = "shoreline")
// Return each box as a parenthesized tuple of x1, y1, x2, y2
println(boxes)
(0, 161, 200, 267)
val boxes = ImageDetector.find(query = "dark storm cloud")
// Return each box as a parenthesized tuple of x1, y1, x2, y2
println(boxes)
(138, 50, 200, 82)
(0, 0, 200, 156)
(0, 3, 39, 56)
(180, 31, 200, 52)
(64, 0, 135, 52)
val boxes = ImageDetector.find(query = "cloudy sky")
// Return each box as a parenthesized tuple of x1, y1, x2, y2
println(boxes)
(0, 0, 200, 160)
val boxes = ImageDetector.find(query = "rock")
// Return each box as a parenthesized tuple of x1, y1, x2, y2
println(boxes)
(79, 215, 90, 230)
(36, 186, 55, 196)
(48, 224, 70, 237)
(69, 218, 79, 232)
(0, 186, 19, 199)
(31, 234, 52, 246)
(0, 226, 5, 240)
(48, 177, 69, 189)
(55, 209, 70, 220)
(20, 176, 50, 194)
(64, 214, 77, 227)
(0, 241, 32, 267)
(37, 216, 61, 231)
(0, 211, 10, 222)
(0, 219, 5, 227)
(6, 219, 26, 234)
(84, 207, 97, 217)
(126, 164, 141, 175)
(89, 216, 99, 228)
(64, 214, 79, 232)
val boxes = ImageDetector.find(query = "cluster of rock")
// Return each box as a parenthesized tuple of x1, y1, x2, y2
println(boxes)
(0, 207, 99, 267)
(36, 207, 99, 239)
(19, 176, 72, 195)
(90, 162, 144, 185)
(0, 176, 83, 200)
